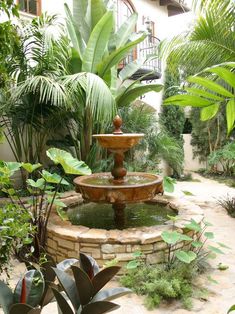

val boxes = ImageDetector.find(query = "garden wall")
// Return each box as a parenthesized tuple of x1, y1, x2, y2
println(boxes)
(183, 134, 206, 171)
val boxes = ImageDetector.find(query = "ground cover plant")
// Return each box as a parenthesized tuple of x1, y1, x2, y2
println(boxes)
(0, 253, 130, 314)
(0, 148, 90, 267)
(120, 217, 229, 309)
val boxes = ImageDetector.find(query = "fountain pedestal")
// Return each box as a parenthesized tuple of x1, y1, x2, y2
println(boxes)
(74, 115, 163, 228)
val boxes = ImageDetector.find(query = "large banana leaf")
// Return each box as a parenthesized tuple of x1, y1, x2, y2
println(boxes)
(72, 0, 90, 44)
(116, 83, 163, 107)
(64, 4, 85, 58)
(109, 13, 138, 50)
(98, 32, 147, 78)
(90, 0, 107, 29)
(82, 11, 114, 73)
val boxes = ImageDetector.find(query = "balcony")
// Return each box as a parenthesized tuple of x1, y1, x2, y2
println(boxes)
(119, 35, 161, 81)
(160, 0, 190, 16)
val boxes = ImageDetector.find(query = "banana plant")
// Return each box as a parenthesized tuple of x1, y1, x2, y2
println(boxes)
(52, 253, 131, 314)
(164, 62, 235, 135)
(0, 257, 79, 314)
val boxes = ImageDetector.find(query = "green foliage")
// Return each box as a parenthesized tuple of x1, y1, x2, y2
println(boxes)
(0, 149, 91, 261)
(190, 107, 228, 162)
(164, 63, 235, 135)
(52, 253, 131, 314)
(208, 142, 235, 176)
(217, 195, 235, 218)
(228, 305, 235, 313)
(0, 204, 33, 275)
(120, 263, 194, 310)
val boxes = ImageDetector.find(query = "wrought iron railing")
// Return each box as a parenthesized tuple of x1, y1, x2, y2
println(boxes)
(119, 35, 161, 80)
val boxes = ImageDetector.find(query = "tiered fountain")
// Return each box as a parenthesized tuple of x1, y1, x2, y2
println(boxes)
(74, 115, 163, 228)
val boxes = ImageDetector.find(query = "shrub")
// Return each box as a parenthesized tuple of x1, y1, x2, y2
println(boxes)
(0, 204, 33, 276)
(217, 195, 235, 218)
(208, 142, 235, 176)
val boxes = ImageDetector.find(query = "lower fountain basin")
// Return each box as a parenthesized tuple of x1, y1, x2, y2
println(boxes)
(74, 172, 163, 204)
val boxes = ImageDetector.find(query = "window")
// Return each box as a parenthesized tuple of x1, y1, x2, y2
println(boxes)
(18, 0, 41, 15)
(116, 0, 135, 29)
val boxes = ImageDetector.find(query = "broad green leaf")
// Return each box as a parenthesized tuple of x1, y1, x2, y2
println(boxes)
(64, 4, 85, 57)
(111, 13, 138, 49)
(208, 246, 225, 255)
(163, 176, 176, 193)
(188, 76, 234, 98)
(119, 58, 145, 82)
(180, 234, 193, 241)
(47, 197, 67, 208)
(82, 11, 113, 73)
(68, 48, 82, 74)
(226, 99, 235, 134)
(191, 241, 203, 248)
(0, 281, 13, 314)
(200, 103, 220, 121)
(175, 250, 196, 264)
(71, 266, 93, 305)
(81, 301, 120, 314)
(228, 305, 235, 313)
(185, 219, 202, 232)
(27, 178, 45, 189)
(116, 83, 163, 107)
(206, 66, 235, 89)
(98, 32, 147, 78)
(46, 148, 91, 176)
(217, 263, 229, 271)
(72, 0, 90, 43)
(14, 270, 45, 307)
(21, 163, 42, 173)
(164, 94, 213, 107)
(91, 287, 132, 302)
(41, 170, 69, 185)
(51, 288, 74, 314)
(185, 87, 224, 101)
(90, 0, 107, 29)
(126, 260, 140, 270)
(161, 231, 181, 245)
(204, 232, 214, 239)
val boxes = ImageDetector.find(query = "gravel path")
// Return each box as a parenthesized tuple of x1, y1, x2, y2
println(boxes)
(1, 173, 235, 314)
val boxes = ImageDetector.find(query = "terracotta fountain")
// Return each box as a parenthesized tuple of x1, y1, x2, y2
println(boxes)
(74, 115, 163, 228)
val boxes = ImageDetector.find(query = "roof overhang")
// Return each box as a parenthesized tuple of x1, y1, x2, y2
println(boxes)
(160, 0, 190, 16)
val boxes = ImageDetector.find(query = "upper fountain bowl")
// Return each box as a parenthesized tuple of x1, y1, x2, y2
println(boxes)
(93, 133, 144, 151)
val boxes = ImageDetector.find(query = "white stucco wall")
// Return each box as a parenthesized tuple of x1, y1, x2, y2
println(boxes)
(183, 134, 206, 171)
(41, 0, 73, 16)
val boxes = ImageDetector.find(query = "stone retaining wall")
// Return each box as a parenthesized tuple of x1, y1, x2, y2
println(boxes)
(46, 193, 204, 268)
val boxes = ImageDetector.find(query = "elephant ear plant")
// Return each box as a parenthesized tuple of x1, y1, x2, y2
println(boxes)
(52, 253, 131, 314)
(0, 148, 91, 261)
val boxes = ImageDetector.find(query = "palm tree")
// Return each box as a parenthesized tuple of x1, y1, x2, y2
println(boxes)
(163, 0, 235, 136)
(165, 0, 235, 74)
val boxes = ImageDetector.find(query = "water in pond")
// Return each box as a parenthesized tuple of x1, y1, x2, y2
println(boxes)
(68, 202, 176, 230)
(82, 174, 156, 186)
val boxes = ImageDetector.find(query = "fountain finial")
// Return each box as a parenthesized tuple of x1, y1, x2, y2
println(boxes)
(113, 115, 123, 135)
